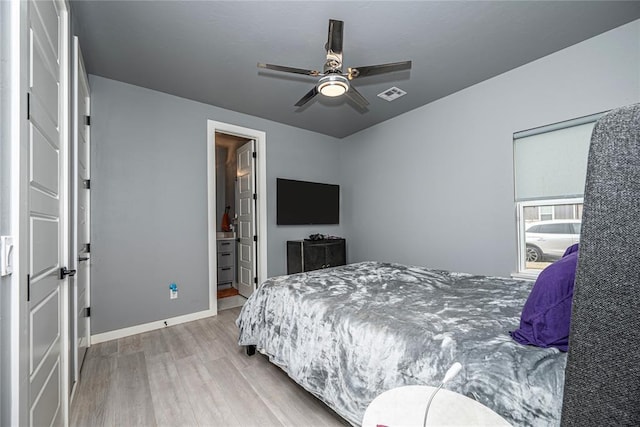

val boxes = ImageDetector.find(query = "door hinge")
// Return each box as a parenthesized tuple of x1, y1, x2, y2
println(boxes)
(85, 307, 91, 317)
(27, 92, 31, 120)
(253, 235, 257, 242)
(254, 277, 258, 284)
(252, 151, 257, 159)
(83, 179, 90, 189)
(27, 274, 30, 302)
(85, 115, 91, 126)
(84, 243, 90, 253)
(252, 193, 257, 200)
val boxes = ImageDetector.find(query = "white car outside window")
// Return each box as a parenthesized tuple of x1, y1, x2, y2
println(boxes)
(525, 220, 581, 262)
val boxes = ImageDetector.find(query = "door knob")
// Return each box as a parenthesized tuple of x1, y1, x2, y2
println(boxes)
(59, 267, 77, 279)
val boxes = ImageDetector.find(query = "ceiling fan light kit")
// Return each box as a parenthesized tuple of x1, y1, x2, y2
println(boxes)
(258, 19, 412, 109)
(317, 75, 349, 97)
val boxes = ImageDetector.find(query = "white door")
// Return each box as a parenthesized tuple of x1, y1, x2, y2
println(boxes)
(73, 36, 91, 381)
(236, 140, 256, 298)
(26, 0, 69, 425)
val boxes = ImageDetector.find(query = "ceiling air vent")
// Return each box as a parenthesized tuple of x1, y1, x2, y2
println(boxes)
(377, 86, 407, 102)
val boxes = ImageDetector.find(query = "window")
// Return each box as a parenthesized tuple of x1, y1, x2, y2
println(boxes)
(571, 223, 582, 234)
(514, 112, 604, 275)
(519, 200, 583, 271)
(539, 206, 553, 221)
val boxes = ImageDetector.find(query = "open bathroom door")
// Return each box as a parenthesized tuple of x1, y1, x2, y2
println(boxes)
(236, 140, 256, 298)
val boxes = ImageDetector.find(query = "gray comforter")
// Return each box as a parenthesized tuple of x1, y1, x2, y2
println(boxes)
(236, 261, 567, 426)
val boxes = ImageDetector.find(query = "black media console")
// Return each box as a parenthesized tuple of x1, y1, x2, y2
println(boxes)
(286, 239, 346, 274)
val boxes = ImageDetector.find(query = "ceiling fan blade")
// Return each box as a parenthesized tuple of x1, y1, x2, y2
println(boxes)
(295, 86, 319, 107)
(345, 85, 369, 108)
(258, 62, 320, 77)
(326, 19, 344, 58)
(348, 60, 412, 79)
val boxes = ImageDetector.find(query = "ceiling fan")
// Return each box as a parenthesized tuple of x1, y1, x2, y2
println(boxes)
(258, 19, 412, 109)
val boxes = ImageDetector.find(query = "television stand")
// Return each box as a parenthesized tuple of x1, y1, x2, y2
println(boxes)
(286, 239, 346, 274)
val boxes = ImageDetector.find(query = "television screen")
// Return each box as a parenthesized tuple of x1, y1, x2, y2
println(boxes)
(277, 178, 339, 225)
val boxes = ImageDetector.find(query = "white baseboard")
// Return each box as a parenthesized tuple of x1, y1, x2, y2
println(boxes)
(90, 308, 216, 344)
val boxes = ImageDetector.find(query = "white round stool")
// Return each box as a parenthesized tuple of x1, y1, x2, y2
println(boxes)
(362, 385, 511, 426)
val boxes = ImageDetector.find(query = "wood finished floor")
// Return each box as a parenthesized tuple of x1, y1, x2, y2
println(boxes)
(70, 307, 348, 427)
(217, 288, 240, 299)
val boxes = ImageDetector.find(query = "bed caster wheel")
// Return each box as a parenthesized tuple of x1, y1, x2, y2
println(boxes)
(246, 345, 256, 356)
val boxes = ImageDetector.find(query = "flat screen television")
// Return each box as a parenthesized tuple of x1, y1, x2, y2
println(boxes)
(277, 178, 339, 225)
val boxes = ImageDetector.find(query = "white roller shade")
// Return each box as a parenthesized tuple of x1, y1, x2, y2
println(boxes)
(514, 120, 596, 201)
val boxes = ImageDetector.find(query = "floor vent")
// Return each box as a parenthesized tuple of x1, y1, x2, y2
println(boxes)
(377, 86, 407, 102)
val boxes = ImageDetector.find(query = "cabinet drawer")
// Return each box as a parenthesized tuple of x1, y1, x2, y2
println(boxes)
(217, 266, 234, 283)
(217, 252, 234, 267)
(217, 240, 234, 251)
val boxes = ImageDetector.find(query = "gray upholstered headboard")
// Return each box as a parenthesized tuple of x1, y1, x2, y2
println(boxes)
(561, 103, 640, 425)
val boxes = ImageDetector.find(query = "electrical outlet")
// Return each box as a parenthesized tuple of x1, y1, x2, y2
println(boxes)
(169, 282, 178, 299)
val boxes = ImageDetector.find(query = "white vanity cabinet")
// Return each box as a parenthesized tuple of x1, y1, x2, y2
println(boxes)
(217, 238, 235, 287)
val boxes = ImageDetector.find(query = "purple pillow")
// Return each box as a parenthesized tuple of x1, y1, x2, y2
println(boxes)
(510, 244, 579, 351)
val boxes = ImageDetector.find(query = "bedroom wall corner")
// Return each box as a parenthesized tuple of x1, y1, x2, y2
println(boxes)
(339, 19, 640, 277)
(89, 75, 344, 335)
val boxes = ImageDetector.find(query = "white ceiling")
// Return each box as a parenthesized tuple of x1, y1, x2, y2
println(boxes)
(71, 1, 640, 138)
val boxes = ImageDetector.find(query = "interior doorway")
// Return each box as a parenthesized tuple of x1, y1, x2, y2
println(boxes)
(206, 121, 267, 315)
(214, 133, 249, 308)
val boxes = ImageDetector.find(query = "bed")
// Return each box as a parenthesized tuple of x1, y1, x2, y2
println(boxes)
(236, 261, 567, 426)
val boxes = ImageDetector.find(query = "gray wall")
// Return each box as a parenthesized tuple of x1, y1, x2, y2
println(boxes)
(215, 145, 226, 228)
(340, 20, 640, 277)
(90, 75, 344, 334)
